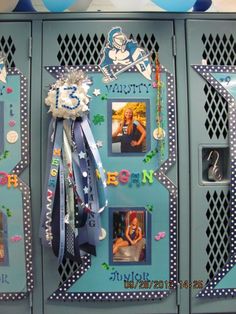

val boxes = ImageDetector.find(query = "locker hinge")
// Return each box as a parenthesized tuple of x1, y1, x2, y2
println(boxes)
(172, 35, 176, 57)
(28, 37, 32, 59)
(176, 282, 181, 306)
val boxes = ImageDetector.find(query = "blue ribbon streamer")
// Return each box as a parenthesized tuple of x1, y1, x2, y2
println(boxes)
(41, 114, 107, 261)
(58, 159, 65, 264)
(45, 119, 63, 246)
(41, 119, 63, 246)
(80, 117, 108, 213)
(74, 121, 89, 204)
(40, 118, 55, 241)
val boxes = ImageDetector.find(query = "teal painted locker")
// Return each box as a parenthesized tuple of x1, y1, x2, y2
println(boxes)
(0, 13, 235, 314)
(0, 21, 32, 314)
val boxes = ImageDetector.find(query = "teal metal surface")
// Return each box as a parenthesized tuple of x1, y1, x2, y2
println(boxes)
(31, 20, 44, 314)
(186, 20, 236, 313)
(41, 19, 177, 314)
(1, 12, 236, 314)
(175, 19, 190, 314)
(0, 20, 31, 313)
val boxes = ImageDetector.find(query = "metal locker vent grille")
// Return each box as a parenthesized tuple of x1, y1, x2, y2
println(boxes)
(0, 36, 16, 68)
(201, 33, 235, 139)
(58, 258, 80, 285)
(205, 190, 231, 281)
(202, 34, 236, 65)
(57, 33, 159, 66)
(204, 85, 228, 139)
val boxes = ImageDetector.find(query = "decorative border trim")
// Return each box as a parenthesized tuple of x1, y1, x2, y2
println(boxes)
(154, 67, 178, 290)
(49, 254, 171, 301)
(193, 65, 236, 298)
(19, 179, 34, 293)
(7, 69, 29, 176)
(45, 65, 177, 301)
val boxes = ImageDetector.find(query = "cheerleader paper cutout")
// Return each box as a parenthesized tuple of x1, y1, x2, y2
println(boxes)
(99, 27, 152, 83)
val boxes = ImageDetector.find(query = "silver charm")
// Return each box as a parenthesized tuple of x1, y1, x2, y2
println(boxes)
(207, 150, 223, 182)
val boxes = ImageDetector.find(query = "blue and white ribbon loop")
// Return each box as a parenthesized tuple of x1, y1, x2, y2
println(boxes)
(73, 120, 89, 206)
(40, 118, 55, 242)
(58, 159, 65, 264)
(81, 117, 108, 213)
(44, 119, 63, 247)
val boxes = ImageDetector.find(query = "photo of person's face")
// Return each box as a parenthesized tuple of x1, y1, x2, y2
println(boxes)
(111, 101, 149, 155)
(124, 108, 133, 120)
(131, 217, 138, 228)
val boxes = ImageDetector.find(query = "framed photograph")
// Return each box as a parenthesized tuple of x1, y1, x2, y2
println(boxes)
(108, 99, 150, 156)
(109, 208, 151, 265)
(0, 211, 9, 266)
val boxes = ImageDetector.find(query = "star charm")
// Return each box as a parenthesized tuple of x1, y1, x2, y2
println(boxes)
(96, 141, 103, 148)
(97, 162, 103, 168)
(78, 151, 86, 159)
(93, 89, 101, 97)
(64, 214, 69, 224)
(83, 186, 89, 194)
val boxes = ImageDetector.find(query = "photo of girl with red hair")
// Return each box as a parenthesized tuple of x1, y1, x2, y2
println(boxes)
(113, 211, 143, 255)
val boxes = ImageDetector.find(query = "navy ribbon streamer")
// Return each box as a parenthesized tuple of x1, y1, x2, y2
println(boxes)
(58, 159, 65, 264)
(41, 119, 63, 247)
(40, 115, 107, 262)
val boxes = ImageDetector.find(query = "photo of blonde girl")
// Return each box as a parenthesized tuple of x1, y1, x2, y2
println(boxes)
(111, 102, 147, 153)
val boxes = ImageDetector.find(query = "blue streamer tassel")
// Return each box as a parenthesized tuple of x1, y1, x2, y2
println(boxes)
(40, 117, 107, 263)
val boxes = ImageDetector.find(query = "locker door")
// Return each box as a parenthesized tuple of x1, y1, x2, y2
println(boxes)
(0, 22, 32, 314)
(187, 20, 236, 313)
(42, 19, 177, 314)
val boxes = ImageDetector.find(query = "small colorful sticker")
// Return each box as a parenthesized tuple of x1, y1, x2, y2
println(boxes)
(10, 235, 22, 242)
(154, 232, 166, 241)
(101, 94, 108, 101)
(143, 148, 158, 163)
(0, 150, 10, 161)
(101, 262, 115, 271)
(152, 81, 158, 88)
(6, 130, 18, 144)
(93, 89, 101, 97)
(8, 120, 16, 127)
(6, 87, 13, 94)
(145, 204, 153, 213)
(1, 205, 13, 218)
(92, 114, 105, 125)
(6, 208, 13, 218)
(102, 262, 110, 270)
(96, 140, 103, 148)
